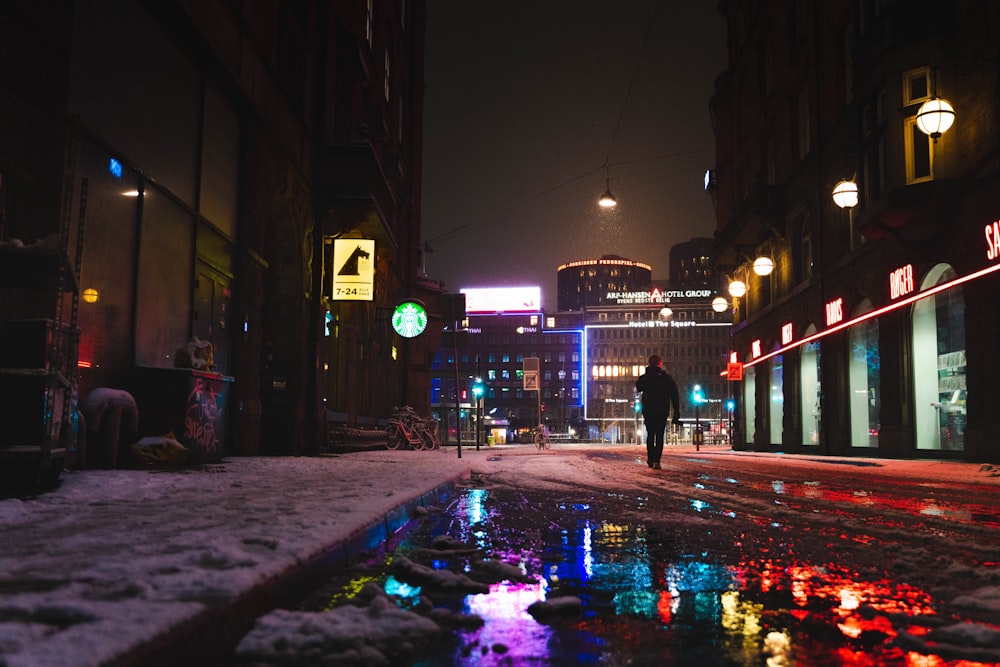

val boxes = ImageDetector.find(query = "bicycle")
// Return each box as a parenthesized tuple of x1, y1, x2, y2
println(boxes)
(416, 417, 440, 450)
(532, 424, 551, 451)
(386, 407, 439, 451)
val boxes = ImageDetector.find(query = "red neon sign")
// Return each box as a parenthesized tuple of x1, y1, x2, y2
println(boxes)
(781, 322, 793, 345)
(986, 220, 1000, 261)
(889, 264, 915, 299)
(744, 259, 1000, 369)
(729, 351, 739, 363)
(825, 298, 844, 327)
(751, 339, 762, 359)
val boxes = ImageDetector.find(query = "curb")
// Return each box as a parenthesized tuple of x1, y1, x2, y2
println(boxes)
(112, 471, 471, 666)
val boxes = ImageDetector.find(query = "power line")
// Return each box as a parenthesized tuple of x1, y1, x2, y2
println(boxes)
(425, 147, 712, 246)
(602, 0, 662, 170)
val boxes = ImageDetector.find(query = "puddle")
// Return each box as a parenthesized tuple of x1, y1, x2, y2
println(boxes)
(296, 485, 997, 666)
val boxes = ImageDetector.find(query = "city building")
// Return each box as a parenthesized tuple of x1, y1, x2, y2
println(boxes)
(709, 1, 999, 462)
(0, 1, 438, 481)
(556, 255, 652, 311)
(434, 246, 731, 445)
(431, 287, 584, 445)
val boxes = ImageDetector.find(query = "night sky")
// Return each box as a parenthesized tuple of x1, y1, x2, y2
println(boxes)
(421, 1, 728, 310)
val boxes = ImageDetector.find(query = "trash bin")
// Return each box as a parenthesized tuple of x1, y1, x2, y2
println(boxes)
(128, 367, 234, 463)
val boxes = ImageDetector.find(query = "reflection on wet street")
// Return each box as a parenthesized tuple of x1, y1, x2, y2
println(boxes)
(300, 464, 999, 666)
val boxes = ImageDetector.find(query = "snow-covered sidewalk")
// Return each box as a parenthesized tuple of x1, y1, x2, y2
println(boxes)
(0, 449, 480, 667)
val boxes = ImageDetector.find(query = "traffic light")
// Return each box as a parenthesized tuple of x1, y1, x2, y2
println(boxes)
(692, 384, 705, 404)
(726, 399, 735, 411)
(633, 397, 642, 413)
(472, 378, 484, 398)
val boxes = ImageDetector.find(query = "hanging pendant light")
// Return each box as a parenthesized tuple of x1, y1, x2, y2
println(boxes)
(598, 177, 617, 208)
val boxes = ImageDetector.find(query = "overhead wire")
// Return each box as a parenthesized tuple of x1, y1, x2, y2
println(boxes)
(425, 147, 712, 246)
(601, 0, 663, 171)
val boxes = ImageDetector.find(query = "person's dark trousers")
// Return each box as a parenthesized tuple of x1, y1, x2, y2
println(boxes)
(644, 414, 667, 467)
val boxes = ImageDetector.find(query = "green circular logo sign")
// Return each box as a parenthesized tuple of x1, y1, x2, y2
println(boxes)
(392, 301, 428, 338)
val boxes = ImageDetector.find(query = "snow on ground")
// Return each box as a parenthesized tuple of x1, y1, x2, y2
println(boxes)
(1, 444, 999, 666)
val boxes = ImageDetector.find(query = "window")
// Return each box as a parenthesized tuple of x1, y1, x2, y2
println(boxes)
(384, 50, 390, 100)
(904, 117, 933, 183)
(365, 0, 373, 45)
(530, 315, 538, 326)
(903, 68, 930, 106)
(864, 133, 888, 200)
(797, 88, 811, 159)
(792, 0, 808, 48)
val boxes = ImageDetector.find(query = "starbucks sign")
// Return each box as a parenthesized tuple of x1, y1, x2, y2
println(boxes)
(391, 301, 428, 338)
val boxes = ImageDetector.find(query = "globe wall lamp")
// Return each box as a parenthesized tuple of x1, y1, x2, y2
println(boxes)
(711, 296, 729, 313)
(658, 307, 673, 320)
(752, 256, 774, 276)
(832, 179, 859, 208)
(728, 280, 747, 298)
(915, 98, 955, 142)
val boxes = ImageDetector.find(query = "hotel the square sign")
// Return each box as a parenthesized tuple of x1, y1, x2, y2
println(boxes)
(332, 239, 375, 301)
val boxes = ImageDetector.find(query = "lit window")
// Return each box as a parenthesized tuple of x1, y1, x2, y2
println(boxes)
(904, 117, 933, 184)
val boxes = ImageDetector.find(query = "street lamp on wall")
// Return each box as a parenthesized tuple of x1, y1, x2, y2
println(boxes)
(915, 97, 956, 142)
(832, 179, 859, 208)
(752, 256, 774, 276)
(728, 280, 747, 298)
(711, 296, 728, 313)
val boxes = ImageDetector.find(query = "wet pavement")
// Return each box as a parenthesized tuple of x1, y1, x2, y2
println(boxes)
(292, 449, 1000, 666)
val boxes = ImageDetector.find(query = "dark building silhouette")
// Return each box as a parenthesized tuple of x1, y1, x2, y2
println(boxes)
(669, 238, 714, 287)
(0, 0, 437, 481)
(710, 1, 999, 462)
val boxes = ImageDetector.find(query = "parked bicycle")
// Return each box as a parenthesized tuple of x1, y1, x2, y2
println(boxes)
(386, 406, 439, 451)
(532, 423, 551, 451)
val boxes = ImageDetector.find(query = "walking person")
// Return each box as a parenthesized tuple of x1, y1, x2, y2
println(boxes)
(635, 355, 681, 469)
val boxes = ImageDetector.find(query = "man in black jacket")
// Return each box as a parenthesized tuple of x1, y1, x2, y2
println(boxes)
(634, 355, 681, 469)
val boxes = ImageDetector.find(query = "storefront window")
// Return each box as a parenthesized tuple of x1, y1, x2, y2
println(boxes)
(848, 307, 879, 447)
(769, 353, 783, 445)
(799, 334, 821, 445)
(743, 365, 756, 445)
(913, 265, 966, 450)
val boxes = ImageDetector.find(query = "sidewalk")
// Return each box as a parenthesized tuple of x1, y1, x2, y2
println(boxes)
(0, 449, 482, 667)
